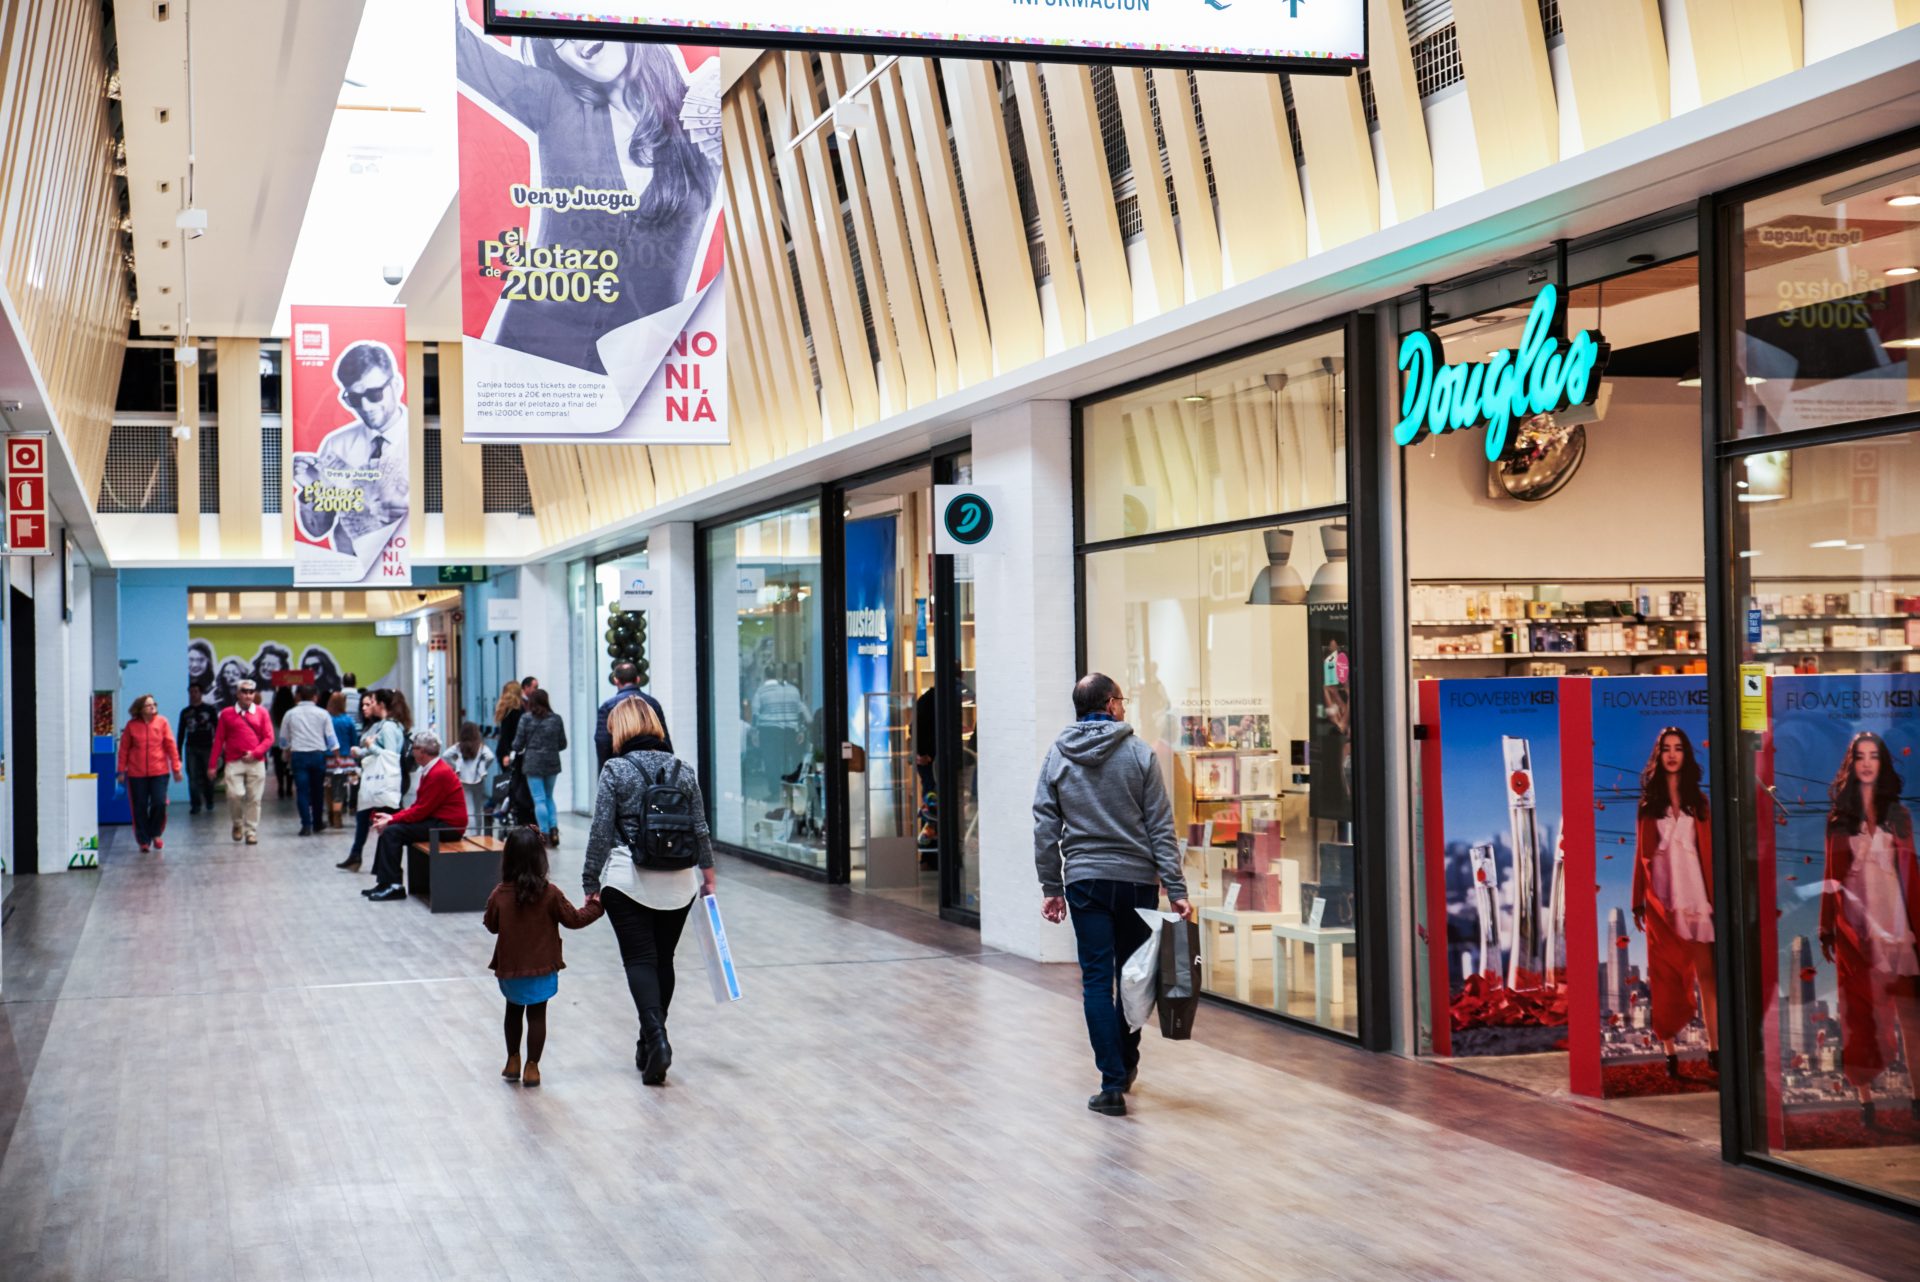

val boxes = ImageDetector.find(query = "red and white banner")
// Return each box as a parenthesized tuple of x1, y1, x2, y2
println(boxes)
(455, 1, 726, 445)
(4, 435, 50, 555)
(288, 304, 411, 586)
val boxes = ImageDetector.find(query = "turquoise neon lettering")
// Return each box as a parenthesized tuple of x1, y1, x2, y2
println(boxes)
(1394, 284, 1609, 461)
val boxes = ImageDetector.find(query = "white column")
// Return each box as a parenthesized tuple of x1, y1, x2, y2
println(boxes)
(32, 550, 77, 872)
(646, 522, 701, 774)
(974, 400, 1078, 963)
(516, 561, 571, 708)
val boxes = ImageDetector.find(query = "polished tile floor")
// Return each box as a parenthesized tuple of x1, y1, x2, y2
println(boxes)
(2, 798, 1917, 1280)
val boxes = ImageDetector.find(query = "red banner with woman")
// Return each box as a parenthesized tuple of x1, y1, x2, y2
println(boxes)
(454, 0, 726, 445)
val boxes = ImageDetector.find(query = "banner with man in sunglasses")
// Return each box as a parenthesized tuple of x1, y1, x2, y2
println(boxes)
(288, 304, 412, 587)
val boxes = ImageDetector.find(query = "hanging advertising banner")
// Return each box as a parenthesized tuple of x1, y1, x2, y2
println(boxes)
(456, 1, 726, 445)
(287, 305, 411, 587)
(485, 1, 1368, 71)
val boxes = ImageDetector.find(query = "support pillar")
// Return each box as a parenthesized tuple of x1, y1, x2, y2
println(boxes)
(973, 401, 1078, 962)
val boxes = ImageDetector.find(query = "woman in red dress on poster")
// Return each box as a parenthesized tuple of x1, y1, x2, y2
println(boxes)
(1632, 727, 1720, 1081)
(1819, 731, 1920, 1128)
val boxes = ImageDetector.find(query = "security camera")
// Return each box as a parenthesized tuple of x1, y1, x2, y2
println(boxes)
(416, 591, 427, 602)
(382, 264, 405, 287)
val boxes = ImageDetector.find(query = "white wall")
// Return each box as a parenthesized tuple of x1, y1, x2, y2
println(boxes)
(973, 400, 1079, 963)
(1404, 379, 1707, 583)
(1804, 0, 1898, 64)
(1424, 88, 1484, 208)
(649, 523, 702, 788)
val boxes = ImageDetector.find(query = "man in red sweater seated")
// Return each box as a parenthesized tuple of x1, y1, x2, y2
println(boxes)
(366, 728, 468, 902)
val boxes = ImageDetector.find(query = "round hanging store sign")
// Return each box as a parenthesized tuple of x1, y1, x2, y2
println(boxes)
(942, 492, 994, 547)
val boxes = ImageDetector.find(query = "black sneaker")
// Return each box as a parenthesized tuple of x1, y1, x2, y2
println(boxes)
(367, 885, 407, 902)
(298, 826, 312, 837)
(1087, 1091, 1127, 1117)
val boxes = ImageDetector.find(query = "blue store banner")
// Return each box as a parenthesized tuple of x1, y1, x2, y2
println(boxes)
(844, 516, 897, 765)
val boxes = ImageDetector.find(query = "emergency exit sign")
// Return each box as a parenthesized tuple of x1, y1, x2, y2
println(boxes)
(5, 435, 50, 555)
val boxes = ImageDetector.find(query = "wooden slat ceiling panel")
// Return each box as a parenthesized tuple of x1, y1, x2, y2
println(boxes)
(0, 0, 129, 504)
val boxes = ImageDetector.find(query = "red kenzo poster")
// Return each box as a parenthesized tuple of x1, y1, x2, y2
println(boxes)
(454, 1, 726, 445)
(288, 304, 411, 587)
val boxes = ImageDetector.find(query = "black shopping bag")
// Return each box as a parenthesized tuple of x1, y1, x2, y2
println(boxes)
(1155, 915, 1203, 1040)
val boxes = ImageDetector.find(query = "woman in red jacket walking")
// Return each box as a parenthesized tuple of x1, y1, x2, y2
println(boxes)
(117, 693, 183, 852)
(1820, 732, 1920, 1129)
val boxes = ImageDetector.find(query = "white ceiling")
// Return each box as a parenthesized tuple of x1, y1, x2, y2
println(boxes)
(116, 0, 366, 339)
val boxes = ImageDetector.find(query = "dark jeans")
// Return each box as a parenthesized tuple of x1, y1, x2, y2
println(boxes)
(127, 774, 171, 847)
(1067, 878, 1159, 1093)
(603, 890, 693, 1020)
(348, 807, 391, 862)
(291, 751, 328, 830)
(372, 819, 451, 889)
(184, 745, 214, 812)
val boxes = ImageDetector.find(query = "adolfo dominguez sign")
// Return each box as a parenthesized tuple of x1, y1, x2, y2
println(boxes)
(1395, 284, 1610, 461)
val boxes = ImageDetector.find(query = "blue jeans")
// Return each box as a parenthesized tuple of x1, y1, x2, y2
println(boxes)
(1066, 879, 1159, 1093)
(291, 751, 328, 830)
(127, 774, 171, 847)
(527, 773, 558, 831)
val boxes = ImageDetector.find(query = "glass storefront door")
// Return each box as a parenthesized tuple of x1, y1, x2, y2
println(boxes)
(1719, 139, 1920, 1209)
(841, 455, 979, 921)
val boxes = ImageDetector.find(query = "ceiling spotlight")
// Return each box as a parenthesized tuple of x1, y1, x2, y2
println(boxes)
(1884, 337, 1920, 349)
(1739, 550, 1763, 558)
(1888, 266, 1918, 277)
(1888, 194, 1920, 207)
(1810, 539, 1849, 548)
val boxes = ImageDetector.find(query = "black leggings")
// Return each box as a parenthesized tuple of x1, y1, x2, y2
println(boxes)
(504, 1001, 548, 1063)
(603, 891, 693, 1019)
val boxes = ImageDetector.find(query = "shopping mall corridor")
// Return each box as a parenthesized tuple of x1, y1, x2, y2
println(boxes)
(0, 801, 1914, 1282)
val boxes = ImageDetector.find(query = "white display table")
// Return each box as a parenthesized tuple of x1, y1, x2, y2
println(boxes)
(1199, 905, 1355, 1024)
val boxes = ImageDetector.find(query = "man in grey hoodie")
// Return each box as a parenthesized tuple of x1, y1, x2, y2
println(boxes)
(1035, 673, 1192, 1117)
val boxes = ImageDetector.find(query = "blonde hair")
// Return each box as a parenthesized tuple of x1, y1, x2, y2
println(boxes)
(608, 696, 666, 754)
(494, 680, 523, 722)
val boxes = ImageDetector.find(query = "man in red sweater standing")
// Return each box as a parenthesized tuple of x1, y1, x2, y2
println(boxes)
(366, 727, 468, 901)
(210, 679, 275, 845)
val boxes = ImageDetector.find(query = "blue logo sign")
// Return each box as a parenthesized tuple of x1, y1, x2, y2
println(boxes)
(943, 492, 994, 547)
(1747, 607, 1763, 645)
(1395, 283, 1610, 462)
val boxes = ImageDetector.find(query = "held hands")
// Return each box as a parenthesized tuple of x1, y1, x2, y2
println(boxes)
(370, 813, 391, 832)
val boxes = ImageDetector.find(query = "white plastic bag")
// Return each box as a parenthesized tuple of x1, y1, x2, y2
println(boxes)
(358, 747, 401, 810)
(1122, 908, 1183, 1031)
(695, 892, 743, 1004)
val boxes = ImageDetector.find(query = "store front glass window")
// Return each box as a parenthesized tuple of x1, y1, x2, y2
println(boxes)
(1736, 143, 1920, 437)
(704, 502, 827, 870)
(1731, 434, 1920, 1198)
(1407, 255, 1722, 1133)
(1081, 329, 1355, 1036)
(1085, 519, 1359, 1035)
(1080, 329, 1348, 544)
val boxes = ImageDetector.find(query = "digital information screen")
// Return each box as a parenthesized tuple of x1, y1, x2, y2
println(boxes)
(487, 1, 1367, 72)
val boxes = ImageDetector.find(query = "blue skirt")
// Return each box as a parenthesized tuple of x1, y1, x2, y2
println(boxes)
(498, 971, 559, 1005)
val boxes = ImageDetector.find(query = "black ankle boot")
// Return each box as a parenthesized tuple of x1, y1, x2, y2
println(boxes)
(639, 1008, 671, 1086)
(1707, 1049, 1720, 1074)
(1862, 1100, 1878, 1130)
(1665, 1053, 1681, 1081)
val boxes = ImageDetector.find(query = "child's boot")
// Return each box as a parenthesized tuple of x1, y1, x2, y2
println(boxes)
(521, 1061, 541, 1087)
(501, 1054, 520, 1081)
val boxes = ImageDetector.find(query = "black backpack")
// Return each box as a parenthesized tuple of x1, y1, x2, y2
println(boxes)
(620, 754, 700, 870)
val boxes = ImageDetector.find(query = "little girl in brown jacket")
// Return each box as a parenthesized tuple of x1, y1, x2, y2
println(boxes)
(484, 827, 602, 1086)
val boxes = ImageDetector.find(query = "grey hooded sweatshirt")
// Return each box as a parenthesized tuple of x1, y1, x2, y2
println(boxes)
(1033, 719, 1187, 901)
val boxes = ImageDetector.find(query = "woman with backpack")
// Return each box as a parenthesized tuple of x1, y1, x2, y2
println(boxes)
(582, 696, 715, 1085)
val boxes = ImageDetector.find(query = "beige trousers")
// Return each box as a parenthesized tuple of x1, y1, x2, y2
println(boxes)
(224, 759, 267, 839)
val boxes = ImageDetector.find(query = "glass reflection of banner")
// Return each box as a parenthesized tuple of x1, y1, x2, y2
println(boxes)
(455, 0, 726, 445)
(844, 516, 897, 772)
(1565, 676, 1716, 1101)
(1420, 678, 1572, 1058)
(1760, 673, 1920, 1153)
(288, 305, 411, 587)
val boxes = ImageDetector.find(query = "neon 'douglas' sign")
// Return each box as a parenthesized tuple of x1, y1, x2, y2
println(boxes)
(1395, 284, 1610, 461)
